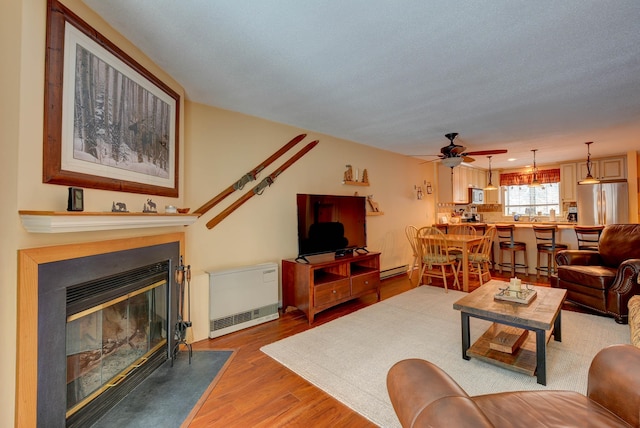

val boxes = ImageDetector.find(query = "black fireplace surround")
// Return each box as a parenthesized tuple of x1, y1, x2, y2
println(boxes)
(37, 242, 180, 427)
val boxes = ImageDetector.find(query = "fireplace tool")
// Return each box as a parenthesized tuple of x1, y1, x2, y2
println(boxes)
(172, 256, 192, 366)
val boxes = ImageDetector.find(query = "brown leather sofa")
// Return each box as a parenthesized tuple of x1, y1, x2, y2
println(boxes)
(551, 224, 640, 324)
(387, 344, 640, 428)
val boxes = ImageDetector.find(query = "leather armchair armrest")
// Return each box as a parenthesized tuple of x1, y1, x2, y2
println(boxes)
(587, 344, 640, 427)
(610, 259, 640, 293)
(556, 250, 603, 266)
(607, 259, 640, 322)
(387, 359, 493, 427)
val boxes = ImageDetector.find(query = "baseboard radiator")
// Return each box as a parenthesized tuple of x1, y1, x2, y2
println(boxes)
(380, 264, 409, 280)
(208, 262, 279, 338)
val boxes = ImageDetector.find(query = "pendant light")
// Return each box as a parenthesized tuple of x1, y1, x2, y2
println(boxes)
(529, 149, 541, 187)
(484, 156, 498, 190)
(579, 142, 600, 184)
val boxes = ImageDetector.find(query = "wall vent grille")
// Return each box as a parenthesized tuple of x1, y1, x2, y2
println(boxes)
(211, 303, 278, 332)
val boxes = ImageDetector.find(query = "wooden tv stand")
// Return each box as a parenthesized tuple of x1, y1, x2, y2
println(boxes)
(282, 252, 381, 324)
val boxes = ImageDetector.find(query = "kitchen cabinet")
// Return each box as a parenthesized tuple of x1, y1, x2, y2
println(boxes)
(452, 166, 469, 203)
(437, 163, 454, 203)
(438, 164, 488, 203)
(577, 156, 626, 181)
(469, 167, 486, 189)
(560, 163, 577, 201)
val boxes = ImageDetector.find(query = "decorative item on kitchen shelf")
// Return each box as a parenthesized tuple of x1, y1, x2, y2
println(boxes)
(495, 278, 537, 304)
(366, 195, 383, 215)
(143, 199, 157, 213)
(112, 202, 128, 212)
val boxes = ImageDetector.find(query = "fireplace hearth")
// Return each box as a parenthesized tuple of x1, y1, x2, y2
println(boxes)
(17, 234, 184, 427)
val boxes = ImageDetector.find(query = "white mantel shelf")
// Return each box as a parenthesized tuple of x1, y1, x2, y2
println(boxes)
(19, 211, 200, 233)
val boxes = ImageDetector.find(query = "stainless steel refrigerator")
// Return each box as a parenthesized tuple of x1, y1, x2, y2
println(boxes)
(576, 180, 628, 225)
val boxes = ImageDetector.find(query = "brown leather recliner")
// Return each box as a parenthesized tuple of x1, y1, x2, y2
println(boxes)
(387, 344, 640, 428)
(552, 224, 640, 324)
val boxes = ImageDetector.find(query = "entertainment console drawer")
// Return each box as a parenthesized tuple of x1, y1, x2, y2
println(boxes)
(282, 252, 381, 324)
(314, 279, 351, 307)
(351, 272, 380, 295)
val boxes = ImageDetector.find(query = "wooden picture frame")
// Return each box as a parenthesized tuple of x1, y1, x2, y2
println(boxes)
(43, 0, 180, 197)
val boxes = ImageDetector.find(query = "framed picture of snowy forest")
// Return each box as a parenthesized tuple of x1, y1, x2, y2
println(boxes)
(43, 0, 180, 197)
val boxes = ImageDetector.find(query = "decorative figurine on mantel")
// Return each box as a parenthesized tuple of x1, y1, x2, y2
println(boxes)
(344, 164, 353, 182)
(367, 195, 380, 212)
(112, 202, 128, 212)
(361, 168, 369, 184)
(143, 198, 158, 213)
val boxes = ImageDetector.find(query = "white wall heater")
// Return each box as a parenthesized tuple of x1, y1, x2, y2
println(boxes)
(208, 262, 279, 338)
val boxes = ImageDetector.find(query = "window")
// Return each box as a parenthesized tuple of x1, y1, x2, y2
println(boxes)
(503, 183, 560, 217)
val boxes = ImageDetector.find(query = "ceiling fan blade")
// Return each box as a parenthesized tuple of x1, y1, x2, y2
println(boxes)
(463, 149, 508, 156)
(451, 146, 467, 155)
(462, 156, 475, 163)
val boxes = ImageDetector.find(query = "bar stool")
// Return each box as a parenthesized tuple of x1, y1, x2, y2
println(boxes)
(574, 225, 604, 251)
(532, 225, 568, 279)
(495, 224, 528, 277)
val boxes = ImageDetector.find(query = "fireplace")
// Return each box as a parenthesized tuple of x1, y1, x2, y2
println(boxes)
(17, 234, 184, 427)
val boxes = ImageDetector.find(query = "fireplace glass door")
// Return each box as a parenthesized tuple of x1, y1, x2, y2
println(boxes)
(66, 280, 167, 417)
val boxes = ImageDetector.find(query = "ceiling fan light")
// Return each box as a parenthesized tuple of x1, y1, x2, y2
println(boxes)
(441, 157, 463, 168)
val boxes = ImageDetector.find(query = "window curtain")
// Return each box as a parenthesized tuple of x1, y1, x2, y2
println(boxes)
(499, 168, 560, 186)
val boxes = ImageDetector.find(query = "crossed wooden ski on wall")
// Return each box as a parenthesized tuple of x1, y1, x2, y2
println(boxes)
(194, 134, 319, 229)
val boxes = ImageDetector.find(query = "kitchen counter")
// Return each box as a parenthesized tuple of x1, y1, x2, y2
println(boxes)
(486, 221, 578, 228)
(432, 221, 582, 277)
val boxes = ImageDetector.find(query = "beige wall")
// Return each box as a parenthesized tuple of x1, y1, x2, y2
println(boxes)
(2, 1, 432, 425)
(4, 0, 185, 425)
(184, 102, 435, 341)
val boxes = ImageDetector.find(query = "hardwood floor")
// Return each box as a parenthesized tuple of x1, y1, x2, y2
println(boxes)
(187, 270, 580, 427)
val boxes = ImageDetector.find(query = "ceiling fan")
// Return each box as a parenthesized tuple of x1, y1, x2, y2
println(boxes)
(415, 133, 508, 168)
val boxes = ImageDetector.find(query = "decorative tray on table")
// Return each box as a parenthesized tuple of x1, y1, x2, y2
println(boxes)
(494, 285, 537, 304)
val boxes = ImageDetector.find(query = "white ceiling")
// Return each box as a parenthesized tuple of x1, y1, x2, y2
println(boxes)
(82, 0, 640, 169)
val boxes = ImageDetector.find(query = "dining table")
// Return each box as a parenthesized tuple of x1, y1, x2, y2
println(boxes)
(419, 233, 484, 292)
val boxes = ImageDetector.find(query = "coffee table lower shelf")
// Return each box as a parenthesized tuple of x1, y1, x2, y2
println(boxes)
(466, 323, 554, 376)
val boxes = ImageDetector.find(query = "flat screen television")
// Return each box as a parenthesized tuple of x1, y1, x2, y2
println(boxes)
(296, 194, 367, 260)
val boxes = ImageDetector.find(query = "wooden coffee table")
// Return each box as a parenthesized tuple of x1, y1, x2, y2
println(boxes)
(453, 280, 567, 385)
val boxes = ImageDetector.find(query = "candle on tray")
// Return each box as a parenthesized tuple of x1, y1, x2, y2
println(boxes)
(509, 278, 522, 292)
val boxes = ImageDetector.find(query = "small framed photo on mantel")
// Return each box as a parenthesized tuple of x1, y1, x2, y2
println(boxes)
(67, 187, 84, 211)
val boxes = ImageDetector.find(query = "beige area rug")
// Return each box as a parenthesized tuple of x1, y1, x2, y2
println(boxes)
(261, 286, 630, 427)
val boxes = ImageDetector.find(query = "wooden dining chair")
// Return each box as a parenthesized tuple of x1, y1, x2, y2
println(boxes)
(446, 224, 478, 255)
(459, 226, 497, 286)
(417, 226, 460, 292)
(448, 224, 478, 236)
(405, 225, 420, 279)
